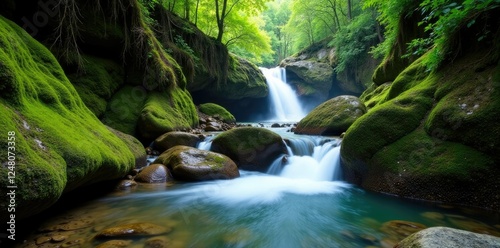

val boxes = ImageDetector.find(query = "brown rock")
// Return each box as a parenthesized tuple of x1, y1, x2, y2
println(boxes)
(135, 164, 172, 183)
(95, 223, 170, 239)
(153, 131, 201, 153)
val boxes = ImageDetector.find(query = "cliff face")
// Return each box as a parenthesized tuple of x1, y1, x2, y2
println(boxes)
(279, 39, 379, 108)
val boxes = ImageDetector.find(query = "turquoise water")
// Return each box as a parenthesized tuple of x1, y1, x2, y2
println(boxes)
(17, 127, 500, 248)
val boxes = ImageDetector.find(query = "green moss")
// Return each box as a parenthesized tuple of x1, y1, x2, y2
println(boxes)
(138, 88, 198, 140)
(425, 59, 500, 160)
(342, 86, 434, 166)
(372, 129, 493, 177)
(360, 83, 392, 109)
(67, 55, 124, 117)
(212, 127, 283, 152)
(102, 86, 147, 135)
(213, 54, 268, 99)
(0, 16, 134, 219)
(199, 103, 236, 123)
(295, 96, 366, 135)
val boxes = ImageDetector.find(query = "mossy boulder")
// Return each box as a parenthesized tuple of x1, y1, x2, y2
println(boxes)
(294, 95, 366, 135)
(153, 131, 201, 153)
(208, 55, 268, 99)
(102, 86, 199, 141)
(341, 50, 500, 210)
(0, 16, 135, 219)
(211, 127, 288, 172)
(198, 103, 236, 123)
(107, 126, 147, 169)
(138, 89, 199, 141)
(154, 146, 239, 181)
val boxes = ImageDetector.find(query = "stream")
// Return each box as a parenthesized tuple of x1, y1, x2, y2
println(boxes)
(16, 126, 500, 248)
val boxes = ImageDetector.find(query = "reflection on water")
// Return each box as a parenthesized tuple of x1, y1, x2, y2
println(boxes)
(17, 171, 500, 248)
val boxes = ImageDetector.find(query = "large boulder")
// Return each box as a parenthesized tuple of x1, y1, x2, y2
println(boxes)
(107, 126, 147, 169)
(211, 127, 288, 172)
(0, 16, 135, 219)
(154, 146, 239, 181)
(397, 227, 500, 248)
(341, 50, 500, 210)
(198, 103, 236, 123)
(294, 95, 366, 135)
(153, 131, 201, 153)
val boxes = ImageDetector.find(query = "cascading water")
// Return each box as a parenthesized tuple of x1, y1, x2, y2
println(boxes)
(260, 67, 306, 121)
(267, 137, 342, 181)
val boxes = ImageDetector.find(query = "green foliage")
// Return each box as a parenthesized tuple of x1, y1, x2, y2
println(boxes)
(261, 0, 292, 65)
(164, 0, 272, 64)
(331, 11, 379, 74)
(366, 0, 500, 70)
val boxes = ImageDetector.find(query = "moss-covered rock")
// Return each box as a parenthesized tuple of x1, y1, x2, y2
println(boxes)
(198, 103, 236, 123)
(294, 96, 366, 135)
(211, 127, 288, 172)
(153, 131, 201, 153)
(66, 55, 124, 117)
(107, 126, 147, 169)
(208, 55, 268, 99)
(341, 49, 500, 210)
(138, 88, 199, 141)
(154, 146, 239, 181)
(0, 16, 135, 219)
(101, 86, 148, 136)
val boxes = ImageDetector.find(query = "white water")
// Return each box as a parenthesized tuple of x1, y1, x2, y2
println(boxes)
(141, 132, 346, 206)
(260, 67, 305, 121)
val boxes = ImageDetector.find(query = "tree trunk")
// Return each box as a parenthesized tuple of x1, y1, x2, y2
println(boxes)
(194, 0, 200, 26)
(215, 0, 228, 43)
(347, 0, 352, 21)
(184, 0, 190, 21)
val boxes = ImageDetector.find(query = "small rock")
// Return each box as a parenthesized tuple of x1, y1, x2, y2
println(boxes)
(145, 236, 171, 248)
(51, 234, 68, 242)
(135, 164, 172, 183)
(35, 236, 52, 245)
(116, 180, 137, 189)
(271, 123, 281, 128)
(61, 238, 84, 247)
(95, 223, 171, 239)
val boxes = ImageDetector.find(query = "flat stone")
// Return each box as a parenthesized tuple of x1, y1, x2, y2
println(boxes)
(95, 240, 132, 248)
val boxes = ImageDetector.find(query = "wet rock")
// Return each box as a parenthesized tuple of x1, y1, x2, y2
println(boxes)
(154, 146, 239, 181)
(153, 131, 201, 153)
(271, 123, 281, 128)
(95, 223, 170, 239)
(204, 125, 221, 131)
(396, 227, 500, 248)
(135, 164, 172, 183)
(40, 219, 94, 232)
(95, 240, 132, 248)
(145, 236, 171, 248)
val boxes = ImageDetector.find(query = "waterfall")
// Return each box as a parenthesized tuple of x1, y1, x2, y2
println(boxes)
(267, 138, 342, 181)
(260, 67, 305, 121)
(197, 135, 216, 150)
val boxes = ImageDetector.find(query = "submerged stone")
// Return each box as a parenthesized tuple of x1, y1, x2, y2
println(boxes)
(96, 240, 132, 248)
(95, 223, 170, 239)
